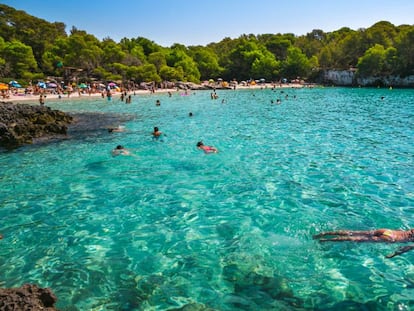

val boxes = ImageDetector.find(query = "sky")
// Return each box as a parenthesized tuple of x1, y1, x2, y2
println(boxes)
(2, 0, 413, 47)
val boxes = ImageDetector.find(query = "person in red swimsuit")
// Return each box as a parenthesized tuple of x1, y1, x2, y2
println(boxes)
(197, 141, 218, 153)
(313, 229, 414, 258)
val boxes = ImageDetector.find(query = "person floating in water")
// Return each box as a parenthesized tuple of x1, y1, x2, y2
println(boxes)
(111, 145, 130, 156)
(108, 125, 125, 133)
(313, 228, 414, 258)
(197, 141, 218, 153)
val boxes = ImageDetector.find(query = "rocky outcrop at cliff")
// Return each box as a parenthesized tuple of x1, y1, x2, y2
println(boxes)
(0, 102, 73, 149)
(323, 70, 414, 87)
(0, 284, 59, 310)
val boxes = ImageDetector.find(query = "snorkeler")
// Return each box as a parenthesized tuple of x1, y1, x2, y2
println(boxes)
(314, 228, 414, 258)
(197, 141, 218, 153)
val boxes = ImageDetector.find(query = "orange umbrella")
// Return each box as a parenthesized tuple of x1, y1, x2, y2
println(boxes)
(0, 83, 9, 90)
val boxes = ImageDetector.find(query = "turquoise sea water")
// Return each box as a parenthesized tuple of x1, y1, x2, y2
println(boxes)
(1, 87, 414, 310)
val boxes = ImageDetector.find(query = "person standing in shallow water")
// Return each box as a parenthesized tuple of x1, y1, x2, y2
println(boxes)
(39, 94, 45, 106)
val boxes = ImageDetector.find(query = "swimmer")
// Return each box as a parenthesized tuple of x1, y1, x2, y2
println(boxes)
(197, 141, 218, 153)
(314, 228, 414, 243)
(152, 126, 164, 139)
(156, 99, 161, 106)
(108, 126, 125, 133)
(314, 228, 414, 258)
(111, 145, 130, 156)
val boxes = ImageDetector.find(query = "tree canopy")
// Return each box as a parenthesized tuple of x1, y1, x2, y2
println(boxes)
(0, 4, 413, 84)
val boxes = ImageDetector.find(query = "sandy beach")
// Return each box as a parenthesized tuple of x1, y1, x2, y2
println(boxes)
(1, 83, 309, 104)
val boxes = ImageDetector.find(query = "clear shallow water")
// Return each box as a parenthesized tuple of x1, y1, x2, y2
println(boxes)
(1, 87, 414, 310)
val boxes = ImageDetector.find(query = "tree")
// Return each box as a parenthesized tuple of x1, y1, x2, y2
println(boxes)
(101, 38, 126, 64)
(0, 37, 7, 77)
(357, 44, 386, 77)
(167, 45, 200, 82)
(280, 47, 311, 79)
(0, 4, 66, 71)
(148, 51, 167, 71)
(2, 39, 37, 78)
(395, 28, 414, 76)
(226, 39, 263, 80)
(318, 46, 333, 69)
(64, 29, 103, 75)
(251, 50, 280, 80)
(135, 63, 160, 82)
(159, 65, 183, 81)
(188, 46, 223, 80)
(363, 21, 397, 49)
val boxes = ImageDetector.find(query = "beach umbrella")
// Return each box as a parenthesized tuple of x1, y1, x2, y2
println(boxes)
(108, 82, 117, 87)
(37, 82, 46, 88)
(78, 83, 88, 88)
(9, 80, 22, 88)
(0, 83, 9, 90)
(46, 82, 58, 88)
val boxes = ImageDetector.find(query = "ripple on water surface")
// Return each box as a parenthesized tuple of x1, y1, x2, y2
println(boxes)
(0, 87, 413, 310)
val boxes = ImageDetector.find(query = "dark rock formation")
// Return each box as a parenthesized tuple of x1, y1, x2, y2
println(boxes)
(0, 283, 59, 310)
(0, 102, 73, 149)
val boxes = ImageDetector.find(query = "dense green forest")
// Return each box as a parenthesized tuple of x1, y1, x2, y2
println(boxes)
(0, 4, 413, 85)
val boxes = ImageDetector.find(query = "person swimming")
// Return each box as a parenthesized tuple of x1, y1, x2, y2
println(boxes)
(108, 125, 125, 133)
(313, 228, 414, 258)
(313, 229, 414, 243)
(111, 145, 130, 156)
(197, 141, 218, 153)
(152, 127, 165, 141)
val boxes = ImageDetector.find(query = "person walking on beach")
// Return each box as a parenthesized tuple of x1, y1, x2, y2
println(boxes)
(314, 228, 414, 258)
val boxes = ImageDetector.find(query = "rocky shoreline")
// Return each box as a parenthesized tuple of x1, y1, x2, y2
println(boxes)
(0, 102, 73, 149)
(0, 284, 59, 310)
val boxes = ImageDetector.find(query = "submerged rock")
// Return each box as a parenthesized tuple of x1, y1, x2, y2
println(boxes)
(0, 283, 59, 310)
(0, 102, 73, 149)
